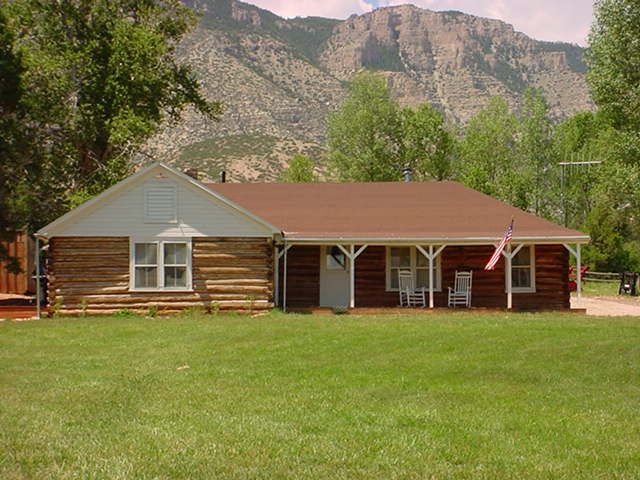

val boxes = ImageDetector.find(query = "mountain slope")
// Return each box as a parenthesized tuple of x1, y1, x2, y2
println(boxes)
(143, 0, 593, 182)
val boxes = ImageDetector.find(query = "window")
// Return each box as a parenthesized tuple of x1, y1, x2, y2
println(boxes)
(164, 243, 188, 288)
(131, 239, 191, 290)
(326, 246, 347, 270)
(386, 247, 441, 291)
(509, 245, 536, 292)
(388, 247, 411, 290)
(144, 183, 177, 223)
(134, 243, 158, 288)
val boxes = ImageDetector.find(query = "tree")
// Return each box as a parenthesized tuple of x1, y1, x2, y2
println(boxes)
(398, 103, 455, 181)
(457, 97, 527, 207)
(7, 0, 222, 200)
(0, 7, 28, 271)
(587, 0, 640, 133)
(280, 154, 316, 182)
(552, 111, 607, 228)
(584, 0, 640, 270)
(516, 88, 555, 216)
(328, 71, 401, 181)
(583, 159, 640, 271)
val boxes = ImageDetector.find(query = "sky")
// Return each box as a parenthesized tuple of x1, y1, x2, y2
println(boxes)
(244, 0, 594, 46)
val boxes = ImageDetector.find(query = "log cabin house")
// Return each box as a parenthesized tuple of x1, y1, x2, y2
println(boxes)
(36, 163, 589, 314)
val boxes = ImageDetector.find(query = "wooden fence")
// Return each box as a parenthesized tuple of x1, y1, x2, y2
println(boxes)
(583, 271, 621, 283)
(0, 232, 35, 295)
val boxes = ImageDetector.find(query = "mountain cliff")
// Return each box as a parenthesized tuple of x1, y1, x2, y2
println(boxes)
(142, 0, 593, 181)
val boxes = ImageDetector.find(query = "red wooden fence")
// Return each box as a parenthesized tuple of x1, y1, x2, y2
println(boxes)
(0, 232, 35, 295)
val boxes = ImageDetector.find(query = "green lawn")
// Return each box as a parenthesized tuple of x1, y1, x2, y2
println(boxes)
(580, 280, 619, 297)
(1, 312, 639, 479)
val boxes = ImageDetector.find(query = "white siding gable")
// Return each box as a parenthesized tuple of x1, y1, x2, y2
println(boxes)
(50, 169, 273, 238)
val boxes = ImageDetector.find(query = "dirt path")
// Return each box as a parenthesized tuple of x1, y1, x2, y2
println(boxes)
(572, 296, 640, 316)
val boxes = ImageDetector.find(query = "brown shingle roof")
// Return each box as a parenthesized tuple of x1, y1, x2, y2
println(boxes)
(208, 181, 588, 242)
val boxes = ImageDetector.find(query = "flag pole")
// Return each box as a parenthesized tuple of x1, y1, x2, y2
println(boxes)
(506, 243, 512, 310)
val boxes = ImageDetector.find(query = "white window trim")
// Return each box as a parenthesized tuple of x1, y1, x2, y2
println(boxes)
(385, 246, 442, 292)
(129, 238, 193, 292)
(143, 183, 178, 224)
(506, 245, 536, 293)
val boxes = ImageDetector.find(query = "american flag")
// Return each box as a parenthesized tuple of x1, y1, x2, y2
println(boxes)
(484, 220, 514, 271)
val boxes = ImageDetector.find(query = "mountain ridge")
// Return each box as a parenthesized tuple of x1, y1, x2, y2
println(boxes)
(142, 0, 593, 182)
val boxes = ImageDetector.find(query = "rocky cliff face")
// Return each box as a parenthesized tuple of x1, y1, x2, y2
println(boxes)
(142, 0, 593, 182)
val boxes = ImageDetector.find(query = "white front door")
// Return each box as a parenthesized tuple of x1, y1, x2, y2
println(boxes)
(319, 246, 350, 307)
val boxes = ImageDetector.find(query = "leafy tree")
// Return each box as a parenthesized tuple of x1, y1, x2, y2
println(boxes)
(8, 0, 222, 200)
(516, 89, 555, 216)
(328, 71, 401, 181)
(0, 7, 28, 271)
(583, 159, 640, 271)
(398, 103, 455, 181)
(552, 111, 608, 228)
(587, 0, 640, 133)
(280, 154, 316, 182)
(457, 97, 528, 207)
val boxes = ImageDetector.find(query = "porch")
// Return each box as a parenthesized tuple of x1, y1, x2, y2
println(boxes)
(275, 242, 584, 311)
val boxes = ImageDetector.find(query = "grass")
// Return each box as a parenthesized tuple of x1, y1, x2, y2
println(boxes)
(581, 280, 620, 297)
(1, 311, 640, 479)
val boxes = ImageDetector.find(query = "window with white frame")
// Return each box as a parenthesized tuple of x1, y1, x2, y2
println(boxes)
(131, 240, 191, 290)
(386, 247, 441, 291)
(134, 243, 159, 288)
(510, 245, 535, 292)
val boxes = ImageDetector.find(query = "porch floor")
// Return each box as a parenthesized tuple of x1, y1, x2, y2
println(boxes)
(289, 306, 585, 315)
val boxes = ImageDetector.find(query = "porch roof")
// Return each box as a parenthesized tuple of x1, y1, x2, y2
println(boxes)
(207, 181, 589, 243)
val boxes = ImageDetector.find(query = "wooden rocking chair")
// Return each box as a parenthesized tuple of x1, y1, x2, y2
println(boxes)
(398, 270, 426, 307)
(448, 271, 472, 308)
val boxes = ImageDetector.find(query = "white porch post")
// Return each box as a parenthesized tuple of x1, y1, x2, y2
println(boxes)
(428, 245, 434, 308)
(416, 245, 446, 309)
(283, 241, 288, 312)
(349, 244, 355, 308)
(336, 244, 368, 309)
(577, 244, 582, 300)
(35, 236, 41, 320)
(563, 243, 583, 301)
(506, 244, 513, 310)
(501, 243, 524, 310)
(274, 245, 280, 307)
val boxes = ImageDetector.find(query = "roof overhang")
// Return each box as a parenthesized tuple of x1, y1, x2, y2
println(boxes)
(278, 235, 591, 245)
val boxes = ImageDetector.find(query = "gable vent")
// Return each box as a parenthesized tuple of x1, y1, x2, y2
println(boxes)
(144, 183, 177, 223)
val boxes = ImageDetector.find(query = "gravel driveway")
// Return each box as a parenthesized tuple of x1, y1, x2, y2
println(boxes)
(572, 296, 640, 316)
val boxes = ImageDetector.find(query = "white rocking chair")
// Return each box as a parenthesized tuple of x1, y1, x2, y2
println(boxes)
(398, 270, 426, 307)
(448, 271, 472, 308)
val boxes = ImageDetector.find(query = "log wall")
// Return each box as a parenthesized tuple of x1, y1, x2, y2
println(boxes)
(278, 245, 320, 308)
(48, 236, 273, 314)
(283, 244, 570, 310)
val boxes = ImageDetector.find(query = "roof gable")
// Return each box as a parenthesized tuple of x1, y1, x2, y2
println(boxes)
(37, 163, 279, 238)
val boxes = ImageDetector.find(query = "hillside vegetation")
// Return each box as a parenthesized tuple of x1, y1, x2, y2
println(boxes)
(144, 0, 593, 181)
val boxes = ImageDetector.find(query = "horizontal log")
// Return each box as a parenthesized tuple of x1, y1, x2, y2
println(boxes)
(195, 238, 271, 244)
(58, 299, 273, 309)
(195, 267, 271, 274)
(204, 279, 270, 285)
(204, 285, 269, 293)
(194, 252, 270, 259)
